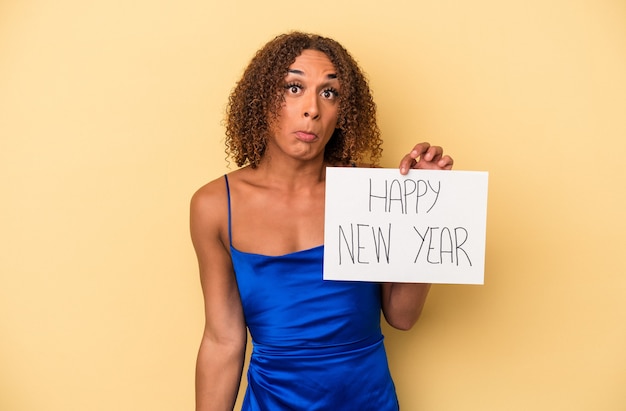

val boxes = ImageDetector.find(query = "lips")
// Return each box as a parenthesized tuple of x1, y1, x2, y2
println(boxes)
(295, 131, 318, 142)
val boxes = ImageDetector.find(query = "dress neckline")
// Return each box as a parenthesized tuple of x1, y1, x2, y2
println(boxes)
(230, 244, 324, 258)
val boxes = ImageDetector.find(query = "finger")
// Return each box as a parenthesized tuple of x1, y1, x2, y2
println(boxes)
(399, 154, 417, 175)
(424, 145, 443, 162)
(410, 142, 431, 159)
(438, 155, 454, 170)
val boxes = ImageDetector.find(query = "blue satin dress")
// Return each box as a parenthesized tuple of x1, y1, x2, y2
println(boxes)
(225, 175, 399, 410)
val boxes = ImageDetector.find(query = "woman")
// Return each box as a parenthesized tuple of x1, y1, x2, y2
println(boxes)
(191, 32, 453, 411)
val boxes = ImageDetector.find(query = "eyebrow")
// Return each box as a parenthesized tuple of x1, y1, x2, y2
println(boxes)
(287, 69, 338, 79)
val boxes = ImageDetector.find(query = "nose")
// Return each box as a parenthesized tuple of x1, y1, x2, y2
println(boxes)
(303, 92, 320, 119)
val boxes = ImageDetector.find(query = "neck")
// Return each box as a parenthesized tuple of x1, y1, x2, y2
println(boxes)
(254, 155, 327, 191)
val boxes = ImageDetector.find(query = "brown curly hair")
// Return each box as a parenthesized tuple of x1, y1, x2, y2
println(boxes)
(225, 31, 383, 168)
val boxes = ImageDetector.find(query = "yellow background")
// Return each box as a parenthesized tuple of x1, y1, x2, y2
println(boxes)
(1, 0, 625, 410)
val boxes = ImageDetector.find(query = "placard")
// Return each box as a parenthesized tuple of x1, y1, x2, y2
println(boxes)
(323, 167, 488, 284)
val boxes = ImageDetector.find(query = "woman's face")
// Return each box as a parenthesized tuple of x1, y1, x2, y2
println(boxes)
(266, 49, 340, 163)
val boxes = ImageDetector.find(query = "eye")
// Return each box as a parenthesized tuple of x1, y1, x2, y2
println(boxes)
(321, 88, 339, 100)
(284, 82, 303, 95)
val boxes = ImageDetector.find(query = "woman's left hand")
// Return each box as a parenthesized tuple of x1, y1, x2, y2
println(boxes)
(399, 142, 454, 175)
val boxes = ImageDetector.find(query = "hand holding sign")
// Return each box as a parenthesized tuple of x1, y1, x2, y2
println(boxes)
(399, 142, 455, 174)
(323, 168, 488, 284)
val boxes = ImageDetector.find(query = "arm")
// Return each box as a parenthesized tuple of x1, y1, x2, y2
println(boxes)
(190, 182, 247, 411)
(381, 283, 431, 330)
(382, 142, 453, 330)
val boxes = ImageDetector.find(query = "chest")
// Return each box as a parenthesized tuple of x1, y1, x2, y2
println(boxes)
(229, 187, 326, 255)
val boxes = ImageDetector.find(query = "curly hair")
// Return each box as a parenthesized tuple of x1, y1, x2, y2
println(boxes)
(225, 31, 383, 168)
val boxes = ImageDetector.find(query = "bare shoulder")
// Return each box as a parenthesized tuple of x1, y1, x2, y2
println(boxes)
(191, 176, 227, 212)
(190, 175, 230, 247)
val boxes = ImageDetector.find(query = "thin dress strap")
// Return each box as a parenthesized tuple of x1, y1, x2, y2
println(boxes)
(224, 174, 233, 247)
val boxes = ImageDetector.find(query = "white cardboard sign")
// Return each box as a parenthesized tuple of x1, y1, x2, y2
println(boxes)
(323, 167, 488, 284)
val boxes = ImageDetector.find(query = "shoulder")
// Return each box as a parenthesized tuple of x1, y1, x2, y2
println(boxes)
(190, 174, 232, 247)
(191, 176, 228, 217)
(191, 168, 254, 208)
